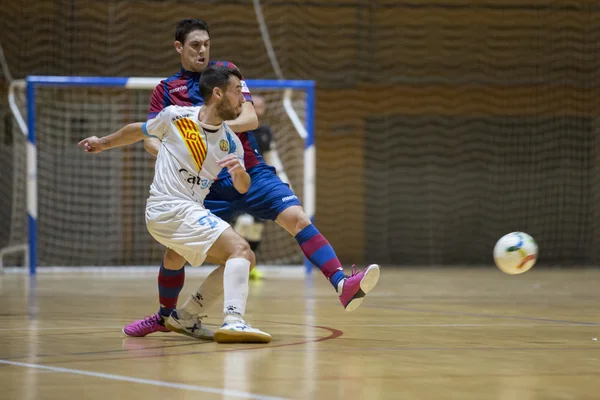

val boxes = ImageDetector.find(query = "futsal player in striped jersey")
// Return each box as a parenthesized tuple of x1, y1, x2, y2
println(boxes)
(123, 19, 380, 338)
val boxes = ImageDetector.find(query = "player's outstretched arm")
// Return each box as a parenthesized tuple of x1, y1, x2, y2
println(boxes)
(78, 123, 146, 153)
(216, 154, 250, 194)
(224, 102, 258, 133)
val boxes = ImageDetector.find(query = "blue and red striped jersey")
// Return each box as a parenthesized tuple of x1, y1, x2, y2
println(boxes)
(148, 61, 264, 170)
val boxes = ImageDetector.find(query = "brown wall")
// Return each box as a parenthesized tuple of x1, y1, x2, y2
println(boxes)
(2, 0, 599, 265)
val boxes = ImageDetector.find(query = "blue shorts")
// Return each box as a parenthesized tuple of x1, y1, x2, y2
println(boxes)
(204, 164, 302, 222)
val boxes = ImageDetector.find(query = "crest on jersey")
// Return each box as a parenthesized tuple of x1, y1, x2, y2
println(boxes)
(225, 130, 237, 154)
(219, 139, 229, 152)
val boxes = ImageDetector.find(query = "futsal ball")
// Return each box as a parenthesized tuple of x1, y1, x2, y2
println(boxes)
(493, 232, 538, 275)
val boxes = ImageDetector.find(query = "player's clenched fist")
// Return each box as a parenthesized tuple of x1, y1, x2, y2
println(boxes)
(78, 136, 110, 153)
(216, 154, 244, 175)
(216, 153, 249, 194)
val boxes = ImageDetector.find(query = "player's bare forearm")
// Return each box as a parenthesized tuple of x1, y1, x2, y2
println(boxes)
(78, 123, 146, 153)
(144, 137, 161, 157)
(94, 122, 146, 149)
(231, 171, 251, 194)
(225, 102, 258, 133)
(216, 154, 250, 194)
(106, 123, 147, 148)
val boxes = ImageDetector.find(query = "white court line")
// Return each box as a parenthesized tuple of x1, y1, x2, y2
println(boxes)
(335, 323, 600, 327)
(2, 323, 595, 332)
(1, 265, 304, 277)
(0, 326, 123, 332)
(0, 360, 289, 400)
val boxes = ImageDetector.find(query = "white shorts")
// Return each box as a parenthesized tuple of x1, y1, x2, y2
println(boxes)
(145, 201, 230, 267)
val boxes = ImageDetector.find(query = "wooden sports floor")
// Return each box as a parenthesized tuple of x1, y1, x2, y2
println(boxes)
(1, 267, 599, 400)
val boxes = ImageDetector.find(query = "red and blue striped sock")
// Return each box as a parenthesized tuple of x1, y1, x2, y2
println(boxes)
(158, 262, 185, 318)
(295, 224, 346, 291)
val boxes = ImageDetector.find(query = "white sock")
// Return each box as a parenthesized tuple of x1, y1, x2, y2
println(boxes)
(224, 314, 244, 324)
(223, 257, 251, 317)
(337, 278, 345, 293)
(180, 265, 224, 319)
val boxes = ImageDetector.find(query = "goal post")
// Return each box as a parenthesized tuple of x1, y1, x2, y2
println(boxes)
(5, 76, 315, 275)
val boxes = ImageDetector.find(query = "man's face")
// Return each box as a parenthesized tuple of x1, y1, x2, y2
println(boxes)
(176, 30, 210, 72)
(216, 75, 245, 121)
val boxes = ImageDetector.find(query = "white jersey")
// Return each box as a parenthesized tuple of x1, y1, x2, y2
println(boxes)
(142, 105, 244, 206)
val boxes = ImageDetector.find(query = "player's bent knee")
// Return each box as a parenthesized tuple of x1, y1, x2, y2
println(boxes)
(276, 205, 312, 236)
(229, 240, 255, 268)
(294, 211, 312, 232)
(163, 248, 185, 270)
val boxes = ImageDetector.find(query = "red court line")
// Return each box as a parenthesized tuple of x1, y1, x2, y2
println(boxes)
(41, 322, 343, 365)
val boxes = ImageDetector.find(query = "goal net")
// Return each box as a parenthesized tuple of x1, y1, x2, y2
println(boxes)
(2, 78, 314, 271)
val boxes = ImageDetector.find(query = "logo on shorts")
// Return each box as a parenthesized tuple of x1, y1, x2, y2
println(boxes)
(281, 195, 298, 202)
(219, 139, 229, 152)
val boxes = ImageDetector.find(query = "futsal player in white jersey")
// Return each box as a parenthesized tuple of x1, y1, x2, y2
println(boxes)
(78, 65, 271, 344)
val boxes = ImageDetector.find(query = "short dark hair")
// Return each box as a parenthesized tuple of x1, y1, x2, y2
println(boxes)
(199, 65, 243, 101)
(175, 19, 210, 44)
